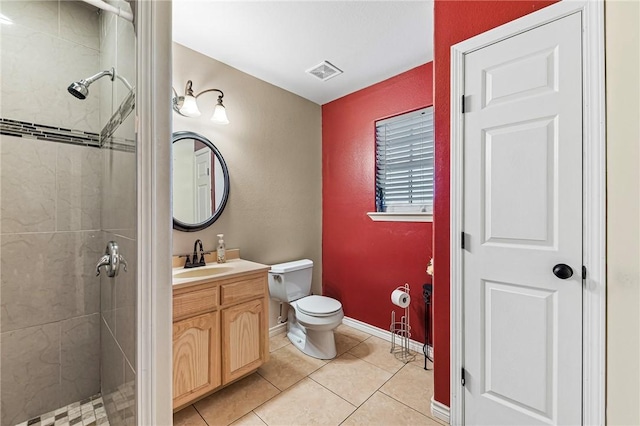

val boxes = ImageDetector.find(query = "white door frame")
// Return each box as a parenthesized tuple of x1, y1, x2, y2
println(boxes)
(136, 1, 174, 425)
(449, 1, 606, 425)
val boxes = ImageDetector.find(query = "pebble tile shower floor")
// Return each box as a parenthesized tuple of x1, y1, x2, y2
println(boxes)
(15, 394, 109, 426)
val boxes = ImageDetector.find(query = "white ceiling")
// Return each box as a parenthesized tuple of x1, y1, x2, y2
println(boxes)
(172, 1, 433, 105)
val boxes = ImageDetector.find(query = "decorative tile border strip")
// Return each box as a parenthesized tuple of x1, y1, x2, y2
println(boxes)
(16, 393, 109, 426)
(100, 90, 135, 145)
(1, 91, 136, 153)
(102, 135, 136, 153)
(0, 118, 100, 147)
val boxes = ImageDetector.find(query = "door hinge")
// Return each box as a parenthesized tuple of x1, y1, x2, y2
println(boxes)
(461, 367, 466, 386)
(461, 95, 465, 114)
(461, 232, 466, 250)
(582, 265, 587, 280)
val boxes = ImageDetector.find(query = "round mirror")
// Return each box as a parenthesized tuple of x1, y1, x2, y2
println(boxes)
(172, 131, 230, 232)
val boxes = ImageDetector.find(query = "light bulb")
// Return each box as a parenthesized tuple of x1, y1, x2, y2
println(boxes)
(179, 95, 201, 117)
(211, 102, 229, 125)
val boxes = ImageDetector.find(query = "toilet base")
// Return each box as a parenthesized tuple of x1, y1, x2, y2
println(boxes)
(287, 326, 337, 360)
(286, 311, 339, 360)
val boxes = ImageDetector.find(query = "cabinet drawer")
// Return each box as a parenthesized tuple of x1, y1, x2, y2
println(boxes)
(174, 286, 218, 321)
(220, 276, 265, 306)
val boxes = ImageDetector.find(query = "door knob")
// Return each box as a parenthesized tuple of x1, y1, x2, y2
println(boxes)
(552, 263, 573, 279)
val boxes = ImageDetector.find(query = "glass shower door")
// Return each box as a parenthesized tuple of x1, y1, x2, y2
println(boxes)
(0, 1, 137, 425)
(98, 5, 138, 425)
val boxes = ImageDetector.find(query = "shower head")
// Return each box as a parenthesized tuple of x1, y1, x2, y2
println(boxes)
(67, 68, 115, 100)
(67, 81, 90, 99)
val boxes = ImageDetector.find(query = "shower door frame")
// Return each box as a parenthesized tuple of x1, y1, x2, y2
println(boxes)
(135, 1, 173, 424)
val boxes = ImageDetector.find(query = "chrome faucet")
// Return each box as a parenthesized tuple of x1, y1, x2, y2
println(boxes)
(183, 239, 206, 268)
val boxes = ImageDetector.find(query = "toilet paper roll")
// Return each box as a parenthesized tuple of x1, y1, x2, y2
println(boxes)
(391, 289, 411, 308)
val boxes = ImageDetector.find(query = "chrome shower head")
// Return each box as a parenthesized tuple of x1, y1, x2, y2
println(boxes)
(67, 68, 114, 100)
(67, 80, 90, 99)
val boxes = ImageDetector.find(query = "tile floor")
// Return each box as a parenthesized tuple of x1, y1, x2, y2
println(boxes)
(174, 325, 444, 426)
(16, 394, 109, 426)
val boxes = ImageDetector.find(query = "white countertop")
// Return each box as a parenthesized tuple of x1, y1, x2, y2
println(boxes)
(172, 258, 270, 290)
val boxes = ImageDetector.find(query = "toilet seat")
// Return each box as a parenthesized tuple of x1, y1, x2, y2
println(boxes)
(296, 295, 342, 317)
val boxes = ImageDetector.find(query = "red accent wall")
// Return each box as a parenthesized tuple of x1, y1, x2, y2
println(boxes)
(322, 63, 433, 345)
(432, 0, 558, 407)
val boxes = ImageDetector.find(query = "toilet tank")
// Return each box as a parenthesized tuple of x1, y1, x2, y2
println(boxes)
(268, 259, 313, 302)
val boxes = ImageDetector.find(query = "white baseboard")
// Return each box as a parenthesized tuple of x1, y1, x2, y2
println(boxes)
(269, 322, 287, 338)
(431, 397, 451, 424)
(341, 316, 431, 357)
(272, 316, 435, 360)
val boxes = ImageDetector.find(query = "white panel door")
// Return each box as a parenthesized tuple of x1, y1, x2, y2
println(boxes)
(194, 147, 212, 223)
(463, 12, 582, 425)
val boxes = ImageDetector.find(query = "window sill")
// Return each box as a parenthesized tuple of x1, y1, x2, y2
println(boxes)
(367, 212, 433, 223)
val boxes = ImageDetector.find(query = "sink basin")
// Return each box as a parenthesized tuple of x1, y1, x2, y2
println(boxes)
(173, 265, 234, 280)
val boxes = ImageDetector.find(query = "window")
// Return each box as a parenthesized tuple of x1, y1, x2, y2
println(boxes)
(374, 107, 434, 219)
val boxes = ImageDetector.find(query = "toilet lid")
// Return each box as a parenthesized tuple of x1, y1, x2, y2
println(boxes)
(296, 295, 342, 317)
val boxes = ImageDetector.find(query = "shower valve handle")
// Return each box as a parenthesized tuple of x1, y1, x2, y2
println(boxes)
(96, 254, 110, 276)
(96, 241, 128, 278)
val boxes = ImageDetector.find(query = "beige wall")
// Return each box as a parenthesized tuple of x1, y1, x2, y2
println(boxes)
(606, 0, 640, 424)
(172, 43, 322, 327)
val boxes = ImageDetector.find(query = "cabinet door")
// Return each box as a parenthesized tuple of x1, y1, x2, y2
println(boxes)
(173, 311, 220, 409)
(222, 299, 266, 384)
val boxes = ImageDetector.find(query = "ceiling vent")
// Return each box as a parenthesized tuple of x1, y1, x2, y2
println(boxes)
(306, 61, 343, 82)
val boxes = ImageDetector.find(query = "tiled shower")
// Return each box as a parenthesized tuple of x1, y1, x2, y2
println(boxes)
(0, 1, 137, 425)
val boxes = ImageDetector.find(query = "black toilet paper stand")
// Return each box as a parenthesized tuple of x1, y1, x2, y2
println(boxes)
(422, 283, 433, 370)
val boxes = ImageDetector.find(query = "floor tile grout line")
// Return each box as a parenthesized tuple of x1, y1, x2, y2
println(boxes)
(192, 404, 209, 426)
(344, 348, 405, 376)
(250, 409, 269, 426)
(378, 361, 442, 422)
(332, 344, 436, 424)
(306, 374, 358, 411)
(224, 374, 285, 425)
(309, 352, 396, 408)
(378, 384, 441, 423)
(337, 389, 381, 426)
(178, 327, 438, 426)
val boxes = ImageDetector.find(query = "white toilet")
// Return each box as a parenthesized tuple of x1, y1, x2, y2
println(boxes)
(268, 259, 344, 359)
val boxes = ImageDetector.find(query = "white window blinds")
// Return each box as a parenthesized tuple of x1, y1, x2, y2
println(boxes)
(375, 107, 434, 213)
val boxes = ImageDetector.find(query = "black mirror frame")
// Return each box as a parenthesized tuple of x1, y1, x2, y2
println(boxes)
(172, 131, 230, 232)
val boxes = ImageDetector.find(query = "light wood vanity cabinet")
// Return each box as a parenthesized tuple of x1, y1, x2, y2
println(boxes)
(173, 311, 221, 409)
(222, 298, 266, 383)
(172, 266, 269, 411)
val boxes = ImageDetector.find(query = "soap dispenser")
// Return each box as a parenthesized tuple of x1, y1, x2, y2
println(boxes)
(216, 234, 226, 263)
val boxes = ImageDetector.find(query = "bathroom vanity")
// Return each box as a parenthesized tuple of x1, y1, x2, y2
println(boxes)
(171, 251, 270, 410)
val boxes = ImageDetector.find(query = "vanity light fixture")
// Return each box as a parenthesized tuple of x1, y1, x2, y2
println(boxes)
(172, 80, 229, 125)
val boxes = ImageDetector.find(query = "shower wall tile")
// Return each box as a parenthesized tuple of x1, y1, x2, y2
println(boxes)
(60, 313, 101, 407)
(102, 148, 136, 235)
(57, 142, 103, 232)
(123, 363, 137, 426)
(1, 231, 101, 332)
(0, 0, 59, 35)
(100, 352, 135, 426)
(112, 94, 136, 148)
(101, 268, 117, 334)
(99, 4, 116, 41)
(114, 286, 137, 369)
(101, 286, 117, 336)
(101, 318, 126, 426)
(99, 9, 117, 127)
(59, 0, 100, 50)
(0, 322, 61, 426)
(114, 235, 137, 367)
(0, 24, 101, 133)
(114, 15, 135, 113)
(0, 135, 57, 233)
